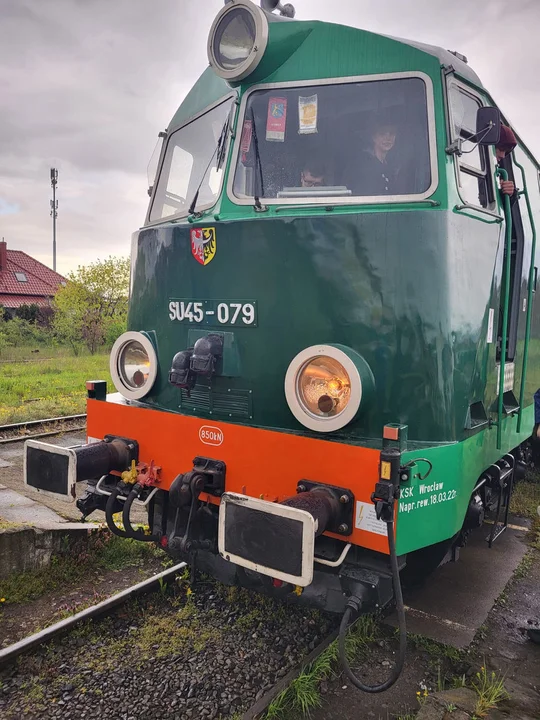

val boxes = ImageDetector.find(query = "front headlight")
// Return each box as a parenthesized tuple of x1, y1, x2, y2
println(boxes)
(285, 345, 373, 432)
(297, 356, 351, 418)
(207, 0, 269, 82)
(110, 331, 158, 401)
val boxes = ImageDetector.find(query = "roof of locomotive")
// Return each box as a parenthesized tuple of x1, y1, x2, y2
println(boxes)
(168, 15, 484, 134)
(385, 35, 483, 87)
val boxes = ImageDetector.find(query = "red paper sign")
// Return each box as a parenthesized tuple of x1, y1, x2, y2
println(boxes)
(266, 97, 287, 142)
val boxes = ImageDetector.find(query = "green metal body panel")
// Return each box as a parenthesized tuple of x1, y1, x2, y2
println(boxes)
(125, 14, 540, 555)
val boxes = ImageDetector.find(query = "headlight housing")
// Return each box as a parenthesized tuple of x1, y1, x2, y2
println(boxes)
(110, 331, 158, 401)
(284, 345, 374, 432)
(207, 0, 269, 82)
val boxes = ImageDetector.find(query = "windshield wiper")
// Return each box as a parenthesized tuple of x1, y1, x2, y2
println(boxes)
(250, 106, 266, 211)
(188, 115, 230, 217)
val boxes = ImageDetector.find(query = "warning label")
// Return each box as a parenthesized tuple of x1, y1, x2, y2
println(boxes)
(355, 501, 387, 536)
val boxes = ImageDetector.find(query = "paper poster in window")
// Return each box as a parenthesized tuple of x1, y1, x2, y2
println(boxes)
(298, 94, 318, 134)
(266, 97, 287, 142)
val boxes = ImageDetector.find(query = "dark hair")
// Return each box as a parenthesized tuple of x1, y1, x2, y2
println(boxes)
(369, 109, 398, 135)
(302, 160, 326, 179)
(496, 124, 517, 154)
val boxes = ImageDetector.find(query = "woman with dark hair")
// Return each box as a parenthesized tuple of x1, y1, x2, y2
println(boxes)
(347, 112, 401, 196)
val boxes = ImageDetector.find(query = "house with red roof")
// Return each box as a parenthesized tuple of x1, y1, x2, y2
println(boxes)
(0, 240, 66, 317)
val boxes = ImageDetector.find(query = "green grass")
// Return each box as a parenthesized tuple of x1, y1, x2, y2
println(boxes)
(266, 615, 378, 719)
(511, 478, 540, 521)
(0, 532, 162, 606)
(0, 348, 111, 424)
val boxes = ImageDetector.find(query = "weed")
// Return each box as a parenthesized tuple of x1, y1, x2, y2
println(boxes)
(514, 550, 534, 579)
(409, 634, 465, 665)
(510, 479, 540, 520)
(0, 532, 162, 605)
(265, 615, 380, 719)
(471, 665, 509, 717)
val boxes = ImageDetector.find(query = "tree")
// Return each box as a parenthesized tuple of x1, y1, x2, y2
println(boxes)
(53, 256, 130, 355)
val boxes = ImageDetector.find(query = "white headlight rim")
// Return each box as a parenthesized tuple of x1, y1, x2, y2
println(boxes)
(207, 0, 269, 82)
(285, 344, 368, 433)
(110, 331, 158, 401)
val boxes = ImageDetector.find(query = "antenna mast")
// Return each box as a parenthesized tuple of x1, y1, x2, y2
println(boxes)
(50, 168, 58, 272)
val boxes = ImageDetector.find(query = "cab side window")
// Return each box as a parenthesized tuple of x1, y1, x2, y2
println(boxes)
(448, 85, 494, 209)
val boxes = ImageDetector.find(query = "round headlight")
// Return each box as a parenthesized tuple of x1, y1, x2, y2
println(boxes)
(110, 331, 158, 401)
(285, 345, 373, 432)
(297, 356, 351, 418)
(207, 0, 269, 82)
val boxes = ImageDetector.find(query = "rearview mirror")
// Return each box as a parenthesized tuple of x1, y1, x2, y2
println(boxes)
(476, 106, 501, 145)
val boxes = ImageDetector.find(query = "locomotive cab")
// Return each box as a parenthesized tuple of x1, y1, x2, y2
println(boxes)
(25, 0, 540, 692)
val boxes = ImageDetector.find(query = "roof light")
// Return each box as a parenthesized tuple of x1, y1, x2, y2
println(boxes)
(208, 0, 269, 82)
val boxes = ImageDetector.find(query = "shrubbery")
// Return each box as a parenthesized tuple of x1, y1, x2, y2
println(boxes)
(0, 256, 129, 356)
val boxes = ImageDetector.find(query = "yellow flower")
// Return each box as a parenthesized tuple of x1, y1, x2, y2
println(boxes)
(416, 691, 421, 696)
(186, 587, 193, 597)
(0, 598, 5, 603)
(423, 689, 428, 697)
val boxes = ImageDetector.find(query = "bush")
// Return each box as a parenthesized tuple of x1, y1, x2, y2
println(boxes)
(16, 304, 40, 323)
(2, 317, 48, 347)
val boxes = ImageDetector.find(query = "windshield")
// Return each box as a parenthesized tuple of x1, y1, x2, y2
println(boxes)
(150, 98, 233, 222)
(232, 76, 432, 202)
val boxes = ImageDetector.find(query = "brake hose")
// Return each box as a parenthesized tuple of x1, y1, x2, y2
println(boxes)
(338, 515, 407, 693)
(105, 485, 131, 539)
(122, 483, 160, 542)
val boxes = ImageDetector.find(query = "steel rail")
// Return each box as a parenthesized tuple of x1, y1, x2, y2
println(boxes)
(0, 561, 187, 668)
(0, 414, 87, 432)
(0, 415, 88, 445)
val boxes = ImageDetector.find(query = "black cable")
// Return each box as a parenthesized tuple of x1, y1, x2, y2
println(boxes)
(105, 486, 130, 539)
(338, 518, 407, 693)
(122, 483, 160, 542)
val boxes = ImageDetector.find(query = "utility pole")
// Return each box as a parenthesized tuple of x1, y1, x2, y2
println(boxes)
(50, 168, 58, 272)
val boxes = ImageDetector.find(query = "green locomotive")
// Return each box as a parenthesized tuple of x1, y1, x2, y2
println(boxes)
(25, 0, 539, 690)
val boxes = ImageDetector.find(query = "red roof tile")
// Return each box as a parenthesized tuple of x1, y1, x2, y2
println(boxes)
(0, 294, 53, 308)
(0, 249, 66, 305)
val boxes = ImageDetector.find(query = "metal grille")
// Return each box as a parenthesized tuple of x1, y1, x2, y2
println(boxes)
(180, 385, 252, 419)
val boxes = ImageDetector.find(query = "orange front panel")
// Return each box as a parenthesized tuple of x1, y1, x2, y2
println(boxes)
(87, 397, 388, 554)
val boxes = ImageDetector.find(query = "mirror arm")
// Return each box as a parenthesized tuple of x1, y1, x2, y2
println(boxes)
(445, 138, 463, 156)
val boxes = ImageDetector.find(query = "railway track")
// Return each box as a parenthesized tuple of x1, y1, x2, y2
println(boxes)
(0, 558, 337, 720)
(0, 414, 87, 444)
(0, 561, 187, 668)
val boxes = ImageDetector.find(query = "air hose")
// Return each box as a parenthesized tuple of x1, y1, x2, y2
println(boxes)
(105, 485, 131, 539)
(122, 482, 160, 542)
(338, 516, 406, 692)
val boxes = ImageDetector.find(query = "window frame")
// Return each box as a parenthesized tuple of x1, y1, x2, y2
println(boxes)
(145, 92, 237, 227)
(14, 272, 27, 282)
(227, 71, 439, 207)
(446, 79, 497, 213)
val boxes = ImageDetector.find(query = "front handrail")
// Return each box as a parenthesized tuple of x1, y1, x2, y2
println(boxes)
(496, 168, 513, 450)
(511, 153, 538, 433)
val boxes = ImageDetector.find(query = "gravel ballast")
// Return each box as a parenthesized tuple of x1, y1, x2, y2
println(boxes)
(0, 573, 335, 719)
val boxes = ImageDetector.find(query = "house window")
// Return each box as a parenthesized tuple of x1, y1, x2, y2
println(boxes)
(15, 272, 27, 282)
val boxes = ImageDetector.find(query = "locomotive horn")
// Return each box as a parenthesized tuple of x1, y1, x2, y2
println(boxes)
(261, 0, 296, 17)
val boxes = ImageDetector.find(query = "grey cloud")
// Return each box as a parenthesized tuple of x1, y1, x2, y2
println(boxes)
(0, 0, 537, 274)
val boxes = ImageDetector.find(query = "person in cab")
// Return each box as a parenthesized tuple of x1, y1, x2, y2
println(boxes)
(496, 124, 518, 202)
(348, 112, 401, 196)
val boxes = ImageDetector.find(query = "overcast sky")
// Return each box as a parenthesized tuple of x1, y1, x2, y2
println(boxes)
(0, 0, 538, 275)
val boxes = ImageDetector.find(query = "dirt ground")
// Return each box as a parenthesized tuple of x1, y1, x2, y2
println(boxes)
(0, 558, 164, 648)
(308, 547, 540, 720)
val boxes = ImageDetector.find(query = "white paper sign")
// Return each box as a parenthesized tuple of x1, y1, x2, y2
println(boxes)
(298, 94, 318, 134)
(355, 500, 387, 536)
